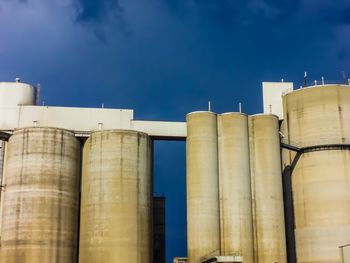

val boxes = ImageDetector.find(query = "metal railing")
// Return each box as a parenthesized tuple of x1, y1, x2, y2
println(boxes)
(300, 79, 350, 88)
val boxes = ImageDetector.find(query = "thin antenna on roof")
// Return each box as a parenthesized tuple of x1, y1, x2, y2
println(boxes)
(342, 71, 347, 84)
(35, 84, 41, 106)
(208, 101, 211, 112)
(239, 102, 242, 113)
(303, 71, 308, 87)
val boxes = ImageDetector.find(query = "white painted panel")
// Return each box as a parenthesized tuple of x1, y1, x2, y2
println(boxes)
(262, 82, 293, 119)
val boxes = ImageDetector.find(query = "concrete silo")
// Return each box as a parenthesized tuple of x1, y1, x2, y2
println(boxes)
(248, 114, 287, 263)
(282, 85, 350, 263)
(186, 112, 220, 263)
(0, 127, 81, 263)
(217, 113, 254, 262)
(79, 130, 152, 263)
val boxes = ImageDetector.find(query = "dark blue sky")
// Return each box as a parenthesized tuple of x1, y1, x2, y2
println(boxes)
(1, 0, 350, 262)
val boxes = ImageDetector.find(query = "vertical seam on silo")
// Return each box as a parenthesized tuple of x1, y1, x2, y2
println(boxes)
(217, 115, 224, 256)
(245, 116, 254, 263)
(0, 140, 6, 240)
(249, 117, 258, 263)
(136, 133, 141, 263)
(56, 129, 64, 262)
(215, 114, 221, 256)
(150, 138, 154, 263)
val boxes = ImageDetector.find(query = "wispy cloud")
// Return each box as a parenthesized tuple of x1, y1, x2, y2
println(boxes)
(72, 0, 130, 40)
(73, 0, 123, 23)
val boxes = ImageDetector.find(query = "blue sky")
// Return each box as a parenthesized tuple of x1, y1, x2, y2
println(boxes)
(1, 0, 350, 262)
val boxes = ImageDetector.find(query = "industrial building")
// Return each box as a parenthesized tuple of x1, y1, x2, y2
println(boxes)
(0, 79, 349, 263)
(154, 196, 166, 263)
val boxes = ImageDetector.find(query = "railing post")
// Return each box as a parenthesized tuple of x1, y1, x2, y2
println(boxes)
(340, 246, 344, 263)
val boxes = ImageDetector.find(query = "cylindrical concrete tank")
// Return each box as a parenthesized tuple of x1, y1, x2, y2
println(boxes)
(248, 114, 287, 263)
(217, 113, 254, 262)
(282, 85, 350, 263)
(79, 130, 152, 263)
(0, 127, 81, 263)
(186, 111, 220, 263)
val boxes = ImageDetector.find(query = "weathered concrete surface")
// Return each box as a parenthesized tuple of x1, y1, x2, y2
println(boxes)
(249, 114, 287, 263)
(283, 85, 350, 263)
(0, 127, 81, 263)
(79, 130, 152, 263)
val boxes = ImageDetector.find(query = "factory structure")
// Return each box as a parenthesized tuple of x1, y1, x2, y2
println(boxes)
(0, 79, 349, 263)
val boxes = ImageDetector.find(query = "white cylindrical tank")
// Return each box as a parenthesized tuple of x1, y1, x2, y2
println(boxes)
(79, 130, 152, 263)
(248, 114, 287, 263)
(0, 82, 36, 130)
(218, 113, 254, 262)
(186, 111, 220, 263)
(0, 82, 36, 107)
(0, 127, 81, 263)
(282, 85, 350, 263)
